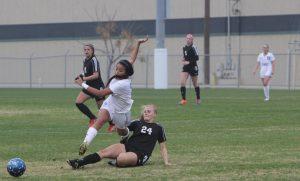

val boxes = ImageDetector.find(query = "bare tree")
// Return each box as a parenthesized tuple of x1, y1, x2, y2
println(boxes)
(86, 7, 138, 81)
(96, 21, 135, 80)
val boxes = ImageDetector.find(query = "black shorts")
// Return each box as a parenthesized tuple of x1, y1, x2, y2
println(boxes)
(182, 65, 198, 76)
(82, 83, 105, 101)
(124, 144, 150, 166)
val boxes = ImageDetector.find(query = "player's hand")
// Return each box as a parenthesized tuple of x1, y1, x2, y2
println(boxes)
(138, 36, 148, 44)
(182, 61, 190, 65)
(75, 77, 83, 85)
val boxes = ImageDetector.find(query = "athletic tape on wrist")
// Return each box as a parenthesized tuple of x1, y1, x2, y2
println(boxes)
(82, 83, 89, 89)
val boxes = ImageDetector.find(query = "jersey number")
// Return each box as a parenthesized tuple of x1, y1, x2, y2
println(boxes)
(141, 126, 152, 135)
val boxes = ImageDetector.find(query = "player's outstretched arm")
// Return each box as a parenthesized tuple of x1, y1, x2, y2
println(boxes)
(75, 78, 112, 96)
(159, 142, 171, 166)
(129, 36, 149, 65)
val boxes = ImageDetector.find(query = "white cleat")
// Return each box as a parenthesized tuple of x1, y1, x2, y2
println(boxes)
(264, 98, 269, 101)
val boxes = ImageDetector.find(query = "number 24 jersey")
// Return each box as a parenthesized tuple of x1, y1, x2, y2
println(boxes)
(125, 119, 167, 156)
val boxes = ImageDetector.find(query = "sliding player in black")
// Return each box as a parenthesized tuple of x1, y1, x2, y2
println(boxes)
(67, 104, 171, 168)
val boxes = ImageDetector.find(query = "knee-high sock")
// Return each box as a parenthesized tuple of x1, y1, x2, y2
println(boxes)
(78, 153, 101, 166)
(180, 86, 186, 100)
(76, 103, 96, 120)
(263, 86, 267, 99)
(266, 85, 270, 99)
(195, 86, 200, 100)
(84, 127, 98, 145)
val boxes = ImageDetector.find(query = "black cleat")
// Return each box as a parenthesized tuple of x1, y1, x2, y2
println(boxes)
(67, 159, 82, 169)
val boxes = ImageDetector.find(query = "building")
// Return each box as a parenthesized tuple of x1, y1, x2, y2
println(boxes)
(0, 0, 299, 88)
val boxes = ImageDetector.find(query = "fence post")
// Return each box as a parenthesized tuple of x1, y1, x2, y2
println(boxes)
(29, 53, 34, 88)
(288, 50, 292, 91)
(64, 50, 70, 88)
(237, 53, 241, 88)
(145, 54, 149, 88)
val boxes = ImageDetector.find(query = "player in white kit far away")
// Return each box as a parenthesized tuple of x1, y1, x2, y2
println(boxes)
(253, 44, 276, 101)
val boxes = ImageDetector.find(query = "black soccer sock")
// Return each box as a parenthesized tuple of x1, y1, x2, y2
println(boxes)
(180, 86, 186, 100)
(78, 153, 101, 166)
(195, 86, 200, 100)
(76, 103, 97, 120)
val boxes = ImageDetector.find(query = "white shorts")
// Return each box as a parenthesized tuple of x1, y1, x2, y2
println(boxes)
(260, 69, 272, 78)
(101, 101, 131, 129)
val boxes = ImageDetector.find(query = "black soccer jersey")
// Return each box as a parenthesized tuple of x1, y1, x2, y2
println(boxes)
(125, 120, 167, 156)
(83, 56, 104, 88)
(183, 44, 199, 67)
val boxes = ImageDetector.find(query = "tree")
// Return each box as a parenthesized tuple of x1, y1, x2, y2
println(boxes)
(94, 13, 135, 80)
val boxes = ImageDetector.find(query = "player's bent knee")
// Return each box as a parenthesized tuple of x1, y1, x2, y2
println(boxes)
(116, 153, 137, 167)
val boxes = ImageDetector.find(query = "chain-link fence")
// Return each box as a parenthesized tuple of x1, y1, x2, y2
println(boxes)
(0, 52, 299, 89)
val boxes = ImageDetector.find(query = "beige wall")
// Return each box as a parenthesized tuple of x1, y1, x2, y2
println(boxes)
(0, 0, 299, 88)
(0, 33, 299, 88)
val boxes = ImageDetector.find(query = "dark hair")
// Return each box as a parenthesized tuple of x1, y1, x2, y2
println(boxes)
(118, 59, 134, 76)
(84, 44, 95, 56)
(106, 59, 134, 87)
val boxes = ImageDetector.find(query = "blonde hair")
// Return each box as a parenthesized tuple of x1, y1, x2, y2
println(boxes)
(140, 104, 158, 120)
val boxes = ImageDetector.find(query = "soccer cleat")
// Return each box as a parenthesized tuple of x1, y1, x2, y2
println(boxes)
(79, 142, 88, 156)
(67, 159, 82, 169)
(107, 123, 116, 133)
(196, 99, 201, 105)
(264, 98, 269, 101)
(107, 159, 118, 167)
(178, 99, 187, 105)
(89, 119, 96, 128)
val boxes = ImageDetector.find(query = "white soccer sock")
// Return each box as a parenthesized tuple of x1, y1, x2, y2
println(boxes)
(263, 86, 267, 99)
(83, 127, 98, 145)
(266, 85, 270, 99)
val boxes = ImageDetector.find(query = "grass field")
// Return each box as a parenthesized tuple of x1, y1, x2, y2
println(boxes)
(0, 88, 299, 180)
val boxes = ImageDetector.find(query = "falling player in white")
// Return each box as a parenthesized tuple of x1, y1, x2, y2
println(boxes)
(253, 44, 275, 101)
(75, 37, 148, 155)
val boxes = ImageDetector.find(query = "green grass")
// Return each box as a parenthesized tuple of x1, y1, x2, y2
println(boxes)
(0, 88, 300, 180)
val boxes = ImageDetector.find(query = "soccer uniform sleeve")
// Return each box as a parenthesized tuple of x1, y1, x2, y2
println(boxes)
(182, 47, 186, 60)
(157, 125, 167, 143)
(192, 45, 199, 61)
(270, 53, 275, 62)
(257, 54, 261, 62)
(127, 120, 139, 131)
(91, 57, 99, 73)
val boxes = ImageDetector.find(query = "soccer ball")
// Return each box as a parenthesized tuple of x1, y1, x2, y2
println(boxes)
(7, 158, 26, 177)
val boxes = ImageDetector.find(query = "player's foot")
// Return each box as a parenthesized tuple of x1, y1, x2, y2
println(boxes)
(107, 123, 116, 133)
(79, 142, 88, 156)
(264, 98, 269, 101)
(67, 159, 82, 169)
(108, 159, 117, 167)
(178, 99, 187, 105)
(89, 119, 96, 128)
(196, 99, 201, 105)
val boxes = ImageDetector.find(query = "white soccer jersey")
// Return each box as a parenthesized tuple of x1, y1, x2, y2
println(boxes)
(257, 52, 275, 77)
(101, 78, 133, 113)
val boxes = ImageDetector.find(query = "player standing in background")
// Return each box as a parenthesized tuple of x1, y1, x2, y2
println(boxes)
(67, 104, 170, 168)
(179, 34, 201, 105)
(75, 44, 111, 129)
(253, 44, 276, 101)
(74, 37, 148, 156)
